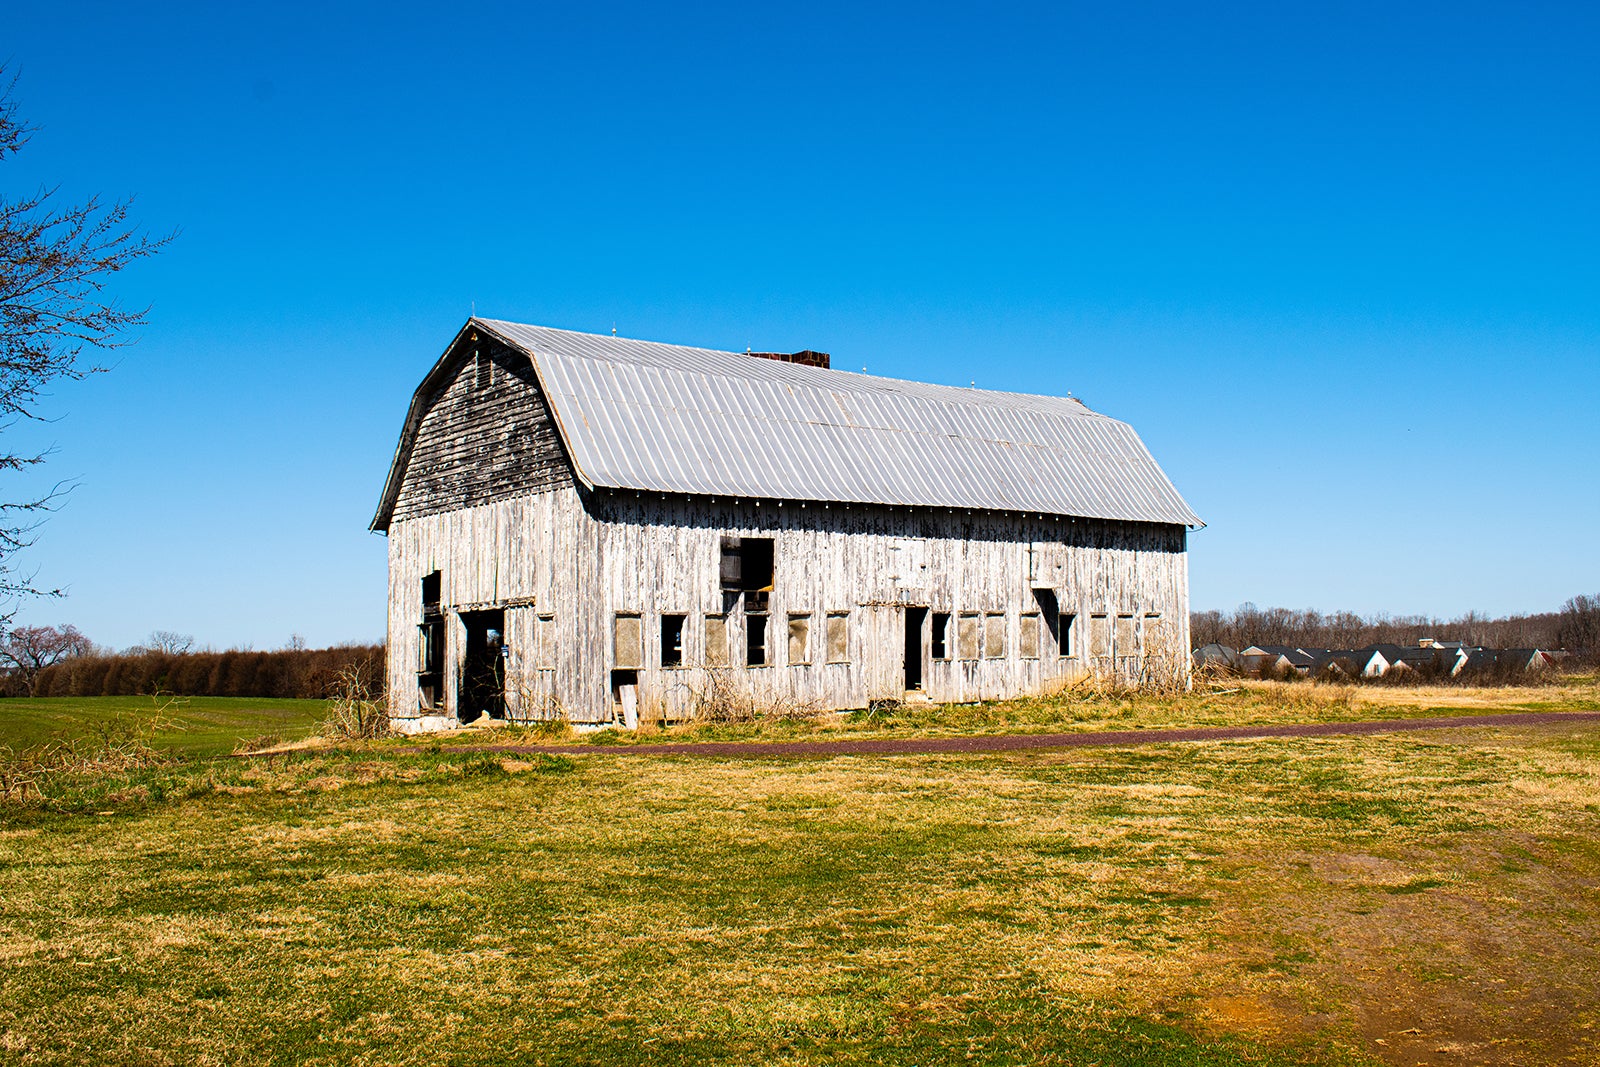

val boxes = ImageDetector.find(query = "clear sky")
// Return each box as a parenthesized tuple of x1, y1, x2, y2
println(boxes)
(4, 1, 1597, 650)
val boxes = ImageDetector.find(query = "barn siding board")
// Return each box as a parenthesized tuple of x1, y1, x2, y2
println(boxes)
(387, 488, 1189, 727)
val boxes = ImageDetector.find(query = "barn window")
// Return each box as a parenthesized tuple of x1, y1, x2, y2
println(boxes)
(957, 614, 981, 660)
(704, 614, 729, 667)
(1090, 614, 1110, 657)
(536, 614, 556, 667)
(788, 614, 811, 665)
(931, 612, 951, 660)
(1144, 613, 1163, 653)
(613, 614, 643, 669)
(475, 350, 492, 390)
(1057, 613, 1077, 658)
(1019, 613, 1040, 659)
(661, 614, 686, 669)
(417, 570, 444, 709)
(826, 612, 849, 663)
(1116, 615, 1137, 656)
(417, 619, 444, 709)
(984, 614, 1006, 659)
(747, 613, 769, 667)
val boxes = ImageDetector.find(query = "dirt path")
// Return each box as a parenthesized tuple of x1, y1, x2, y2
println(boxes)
(419, 709, 1600, 759)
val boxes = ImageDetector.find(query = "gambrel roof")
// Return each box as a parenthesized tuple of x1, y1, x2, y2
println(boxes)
(373, 318, 1202, 531)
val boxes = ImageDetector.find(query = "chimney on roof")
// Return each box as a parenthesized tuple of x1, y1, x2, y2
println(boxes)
(745, 349, 830, 369)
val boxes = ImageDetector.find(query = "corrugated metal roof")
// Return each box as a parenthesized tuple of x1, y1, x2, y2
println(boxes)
(470, 318, 1202, 528)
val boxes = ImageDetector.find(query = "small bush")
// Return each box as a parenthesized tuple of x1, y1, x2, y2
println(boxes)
(320, 664, 389, 741)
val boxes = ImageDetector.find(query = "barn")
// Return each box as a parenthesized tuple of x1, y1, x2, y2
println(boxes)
(371, 319, 1202, 732)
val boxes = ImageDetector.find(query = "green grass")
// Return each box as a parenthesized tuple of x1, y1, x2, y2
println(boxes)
(0, 695, 327, 757)
(3, 714, 1600, 1065)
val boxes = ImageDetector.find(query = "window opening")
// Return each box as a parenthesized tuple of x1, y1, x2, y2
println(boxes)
(613, 614, 642, 669)
(788, 614, 811, 665)
(1090, 614, 1110, 657)
(1019, 613, 1040, 659)
(536, 614, 556, 667)
(417, 571, 444, 710)
(931, 612, 951, 660)
(661, 614, 686, 669)
(746, 613, 769, 666)
(826, 612, 849, 663)
(1116, 614, 1137, 657)
(984, 613, 1006, 659)
(704, 615, 729, 667)
(1057, 613, 1077, 658)
(957, 613, 981, 660)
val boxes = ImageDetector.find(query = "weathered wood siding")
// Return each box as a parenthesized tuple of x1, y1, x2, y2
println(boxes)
(390, 336, 572, 524)
(387, 487, 1190, 728)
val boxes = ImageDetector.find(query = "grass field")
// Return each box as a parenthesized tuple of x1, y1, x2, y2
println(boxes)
(1, 684, 1597, 1066)
(0, 695, 327, 758)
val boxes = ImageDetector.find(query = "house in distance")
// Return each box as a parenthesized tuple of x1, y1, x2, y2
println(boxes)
(371, 319, 1203, 731)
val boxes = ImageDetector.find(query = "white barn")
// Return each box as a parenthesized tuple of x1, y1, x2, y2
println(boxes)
(372, 319, 1202, 731)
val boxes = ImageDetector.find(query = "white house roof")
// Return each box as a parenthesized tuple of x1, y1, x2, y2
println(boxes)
(376, 318, 1203, 529)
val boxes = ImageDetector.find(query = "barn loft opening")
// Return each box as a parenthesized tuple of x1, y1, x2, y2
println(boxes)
(726, 537, 774, 614)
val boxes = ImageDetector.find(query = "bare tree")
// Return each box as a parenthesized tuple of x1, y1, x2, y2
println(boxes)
(0, 622, 91, 694)
(0, 67, 173, 610)
(147, 630, 194, 655)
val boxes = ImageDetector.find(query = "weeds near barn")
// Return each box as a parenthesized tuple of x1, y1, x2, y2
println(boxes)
(319, 663, 389, 740)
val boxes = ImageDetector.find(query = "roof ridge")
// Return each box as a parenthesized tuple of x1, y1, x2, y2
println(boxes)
(473, 317, 1104, 419)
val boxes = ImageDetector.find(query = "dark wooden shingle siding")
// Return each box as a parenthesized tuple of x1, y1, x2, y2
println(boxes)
(391, 340, 573, 523)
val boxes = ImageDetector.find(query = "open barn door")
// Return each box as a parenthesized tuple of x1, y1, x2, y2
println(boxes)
(458, 609, 506, 722)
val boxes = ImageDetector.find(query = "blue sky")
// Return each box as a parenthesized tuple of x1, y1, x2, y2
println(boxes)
(5, 1, 1597, 649)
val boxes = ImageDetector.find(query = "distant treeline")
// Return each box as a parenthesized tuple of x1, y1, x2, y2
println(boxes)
(1192, 594, 1600, 660)
(26, 644, 386, 700)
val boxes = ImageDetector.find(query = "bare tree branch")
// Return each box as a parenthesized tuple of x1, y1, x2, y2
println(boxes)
(0, 66, 174, 609)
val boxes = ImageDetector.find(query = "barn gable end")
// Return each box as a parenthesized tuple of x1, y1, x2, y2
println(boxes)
(382, 332, 574, 528)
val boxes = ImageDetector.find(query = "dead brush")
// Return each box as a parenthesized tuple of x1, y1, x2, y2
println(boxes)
(689, 668, 760, 725)
(320, 663, 390, 741)
(1135, 648, 1193, 694)
(503, 672, 572, 738)
(687, 668, 823, 726)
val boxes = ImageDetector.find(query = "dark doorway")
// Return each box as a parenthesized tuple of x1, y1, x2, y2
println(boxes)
(459, 609, 506, 722)
(904, 607, 927, 692)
